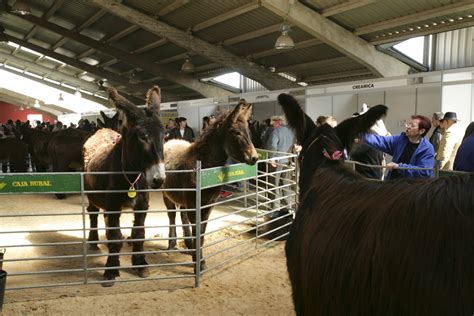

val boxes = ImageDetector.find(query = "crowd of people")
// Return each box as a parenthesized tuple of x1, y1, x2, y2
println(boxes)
(0, 118, 98, 139)
(3, 106, 474, 178)
(352, 109, 474, 179)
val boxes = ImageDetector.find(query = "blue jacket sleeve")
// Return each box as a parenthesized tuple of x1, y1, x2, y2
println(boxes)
(363, 133, 397, 156)
(396, 143, 435, 178)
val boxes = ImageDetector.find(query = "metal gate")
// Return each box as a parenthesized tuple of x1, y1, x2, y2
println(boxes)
(0, 150, 297, 296)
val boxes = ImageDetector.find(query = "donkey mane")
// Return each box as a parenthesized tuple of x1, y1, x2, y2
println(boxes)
(278, 93, 474, 315)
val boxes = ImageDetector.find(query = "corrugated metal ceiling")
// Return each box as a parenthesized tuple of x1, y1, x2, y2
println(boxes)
(0, 0, 473, 107)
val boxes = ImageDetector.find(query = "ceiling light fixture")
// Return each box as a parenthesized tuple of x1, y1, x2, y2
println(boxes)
(275, 23, 294, 50)
(98, 80, 106, 91)
(129, 70, 139, 84)
(33, 99, 40, 108)
(58, 93, 64, 102)
(181, 56, 195, 72)
(10, 1, 31, 15)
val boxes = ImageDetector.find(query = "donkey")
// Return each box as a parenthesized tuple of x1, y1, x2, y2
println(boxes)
(278, 93, 474, 315)
(83, 86, 166, 287)
(162, 99, 258, 270)
(97, 111, 120, 131)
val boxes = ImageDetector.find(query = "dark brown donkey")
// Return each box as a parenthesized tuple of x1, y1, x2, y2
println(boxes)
(83, 86, 166, 287)
(0, 137, 28, 172)
(163, 100, 258, 271)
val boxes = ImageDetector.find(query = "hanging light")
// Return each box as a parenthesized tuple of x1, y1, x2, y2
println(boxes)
(98, 80, 106, 91)
(11, 1, 32, 15)
(275, 23, 294, 50)
(181, 57, 194, 72)
(129, 70, 139, 84)
(33, 99, 40, 108)
(74, 88, 82, 98)
(58, 93, 64, 102)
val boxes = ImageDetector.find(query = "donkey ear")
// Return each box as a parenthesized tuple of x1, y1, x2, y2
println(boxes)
(107, 87, 142, 125)
(277, 93, 316, 145)
(229, 99, 251, 123)
(146, 86, 161, 114)
(97, 118, 105, 128)
(100, 111, 108, 121)
(336, 104, 388, 148)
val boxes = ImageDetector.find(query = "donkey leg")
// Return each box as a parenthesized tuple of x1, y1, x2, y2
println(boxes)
(180, 209, 193, 251)
(164, 196, 178, 250)
(52, 157, 68, 199)
(131, 193, 149, 278)
(102, 212, 123, 287)
(87, 204, 100, 250)
(189, 207, 211, 272)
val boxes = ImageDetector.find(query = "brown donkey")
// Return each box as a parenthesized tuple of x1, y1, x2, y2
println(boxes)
(163, 100, 258, 271)
(83, 86, 166, 286)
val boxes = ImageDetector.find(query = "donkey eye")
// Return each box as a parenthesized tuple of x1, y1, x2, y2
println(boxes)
(138, 132, 149, 141)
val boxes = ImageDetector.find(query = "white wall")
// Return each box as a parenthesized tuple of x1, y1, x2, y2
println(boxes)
(333, 94, 357, 123)
(442, 83, 472, 131)
(304, 95, 332, 122)
(385, 88, 416, 135)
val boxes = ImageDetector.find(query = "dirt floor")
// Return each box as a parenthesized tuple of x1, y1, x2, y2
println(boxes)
(2, 244, 293, 315)
(0, 191, 295, 315)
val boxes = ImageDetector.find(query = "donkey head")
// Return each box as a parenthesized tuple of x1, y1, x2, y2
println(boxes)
(222, 99, 258, 165)
(107, 86, 166, 188)
(97, 111, 120, 131)
(277, 93, 387, 192)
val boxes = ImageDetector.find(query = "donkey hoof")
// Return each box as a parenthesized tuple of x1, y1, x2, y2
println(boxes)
(137, 267, 150, 278)
(168, 241, 177, 250)
(101, 277, 116, 287)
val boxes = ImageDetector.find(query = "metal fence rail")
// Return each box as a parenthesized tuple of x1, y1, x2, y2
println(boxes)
(0, 150, 298, 295)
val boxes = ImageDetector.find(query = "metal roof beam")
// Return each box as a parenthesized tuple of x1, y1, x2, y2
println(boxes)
(321, 0, 378, 17)
(251, 38, 322, 59)
(85, 0, 299, 90)
(75, 24, 141, 61)
(355, 1, 474, 36)
(50, 9, 107, 51)
(261, 0, 410, 77)
(223, 23, 280, 46)
(11, 13, 230, 98)
(25, 0, 65, 40)
(158, 0, 190, 16)
(3, 34, 180, 103)
(192, 2, 260, 32)
(277, 56, 352, 72)
(304, 69, 373, 82)
(370, 18, 474, 45)
(0, 54, 111, 108)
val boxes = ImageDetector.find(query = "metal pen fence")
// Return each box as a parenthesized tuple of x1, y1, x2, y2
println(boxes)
(0, 150, 298, 296)
(344, 159, 473, 179)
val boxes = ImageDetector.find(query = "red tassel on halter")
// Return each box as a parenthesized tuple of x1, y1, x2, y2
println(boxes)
(323, 149, 343, 160)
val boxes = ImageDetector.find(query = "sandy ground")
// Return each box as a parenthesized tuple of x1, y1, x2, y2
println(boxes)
(0, 192, 295, 315)
(2, 244, 293, 315)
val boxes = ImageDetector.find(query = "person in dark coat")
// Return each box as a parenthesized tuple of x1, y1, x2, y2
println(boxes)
(453, 122, 474, 172)
(429, 111, 444, 157)
(168, 117, 195, 142)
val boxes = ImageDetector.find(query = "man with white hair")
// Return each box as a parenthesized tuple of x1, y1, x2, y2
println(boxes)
(266, 115, 295, 217)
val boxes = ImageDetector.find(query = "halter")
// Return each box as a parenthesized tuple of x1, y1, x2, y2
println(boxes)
(300, 135, 343, 162)
(121, 138, 142, 197)
(300, 136, 320, 163)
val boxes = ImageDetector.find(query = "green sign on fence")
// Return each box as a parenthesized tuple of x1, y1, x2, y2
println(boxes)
(201, 163, 257, 189)
(0, 174, 81, 194)
(256, 149, 268, 160)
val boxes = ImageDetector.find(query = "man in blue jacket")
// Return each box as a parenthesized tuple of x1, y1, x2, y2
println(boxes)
(364, 115, 435, 179)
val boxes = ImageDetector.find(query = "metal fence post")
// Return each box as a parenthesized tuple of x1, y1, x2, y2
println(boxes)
(255, 161, 260, 249)
(195, 160, 202, 288)
(80, 173, 88, 284)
